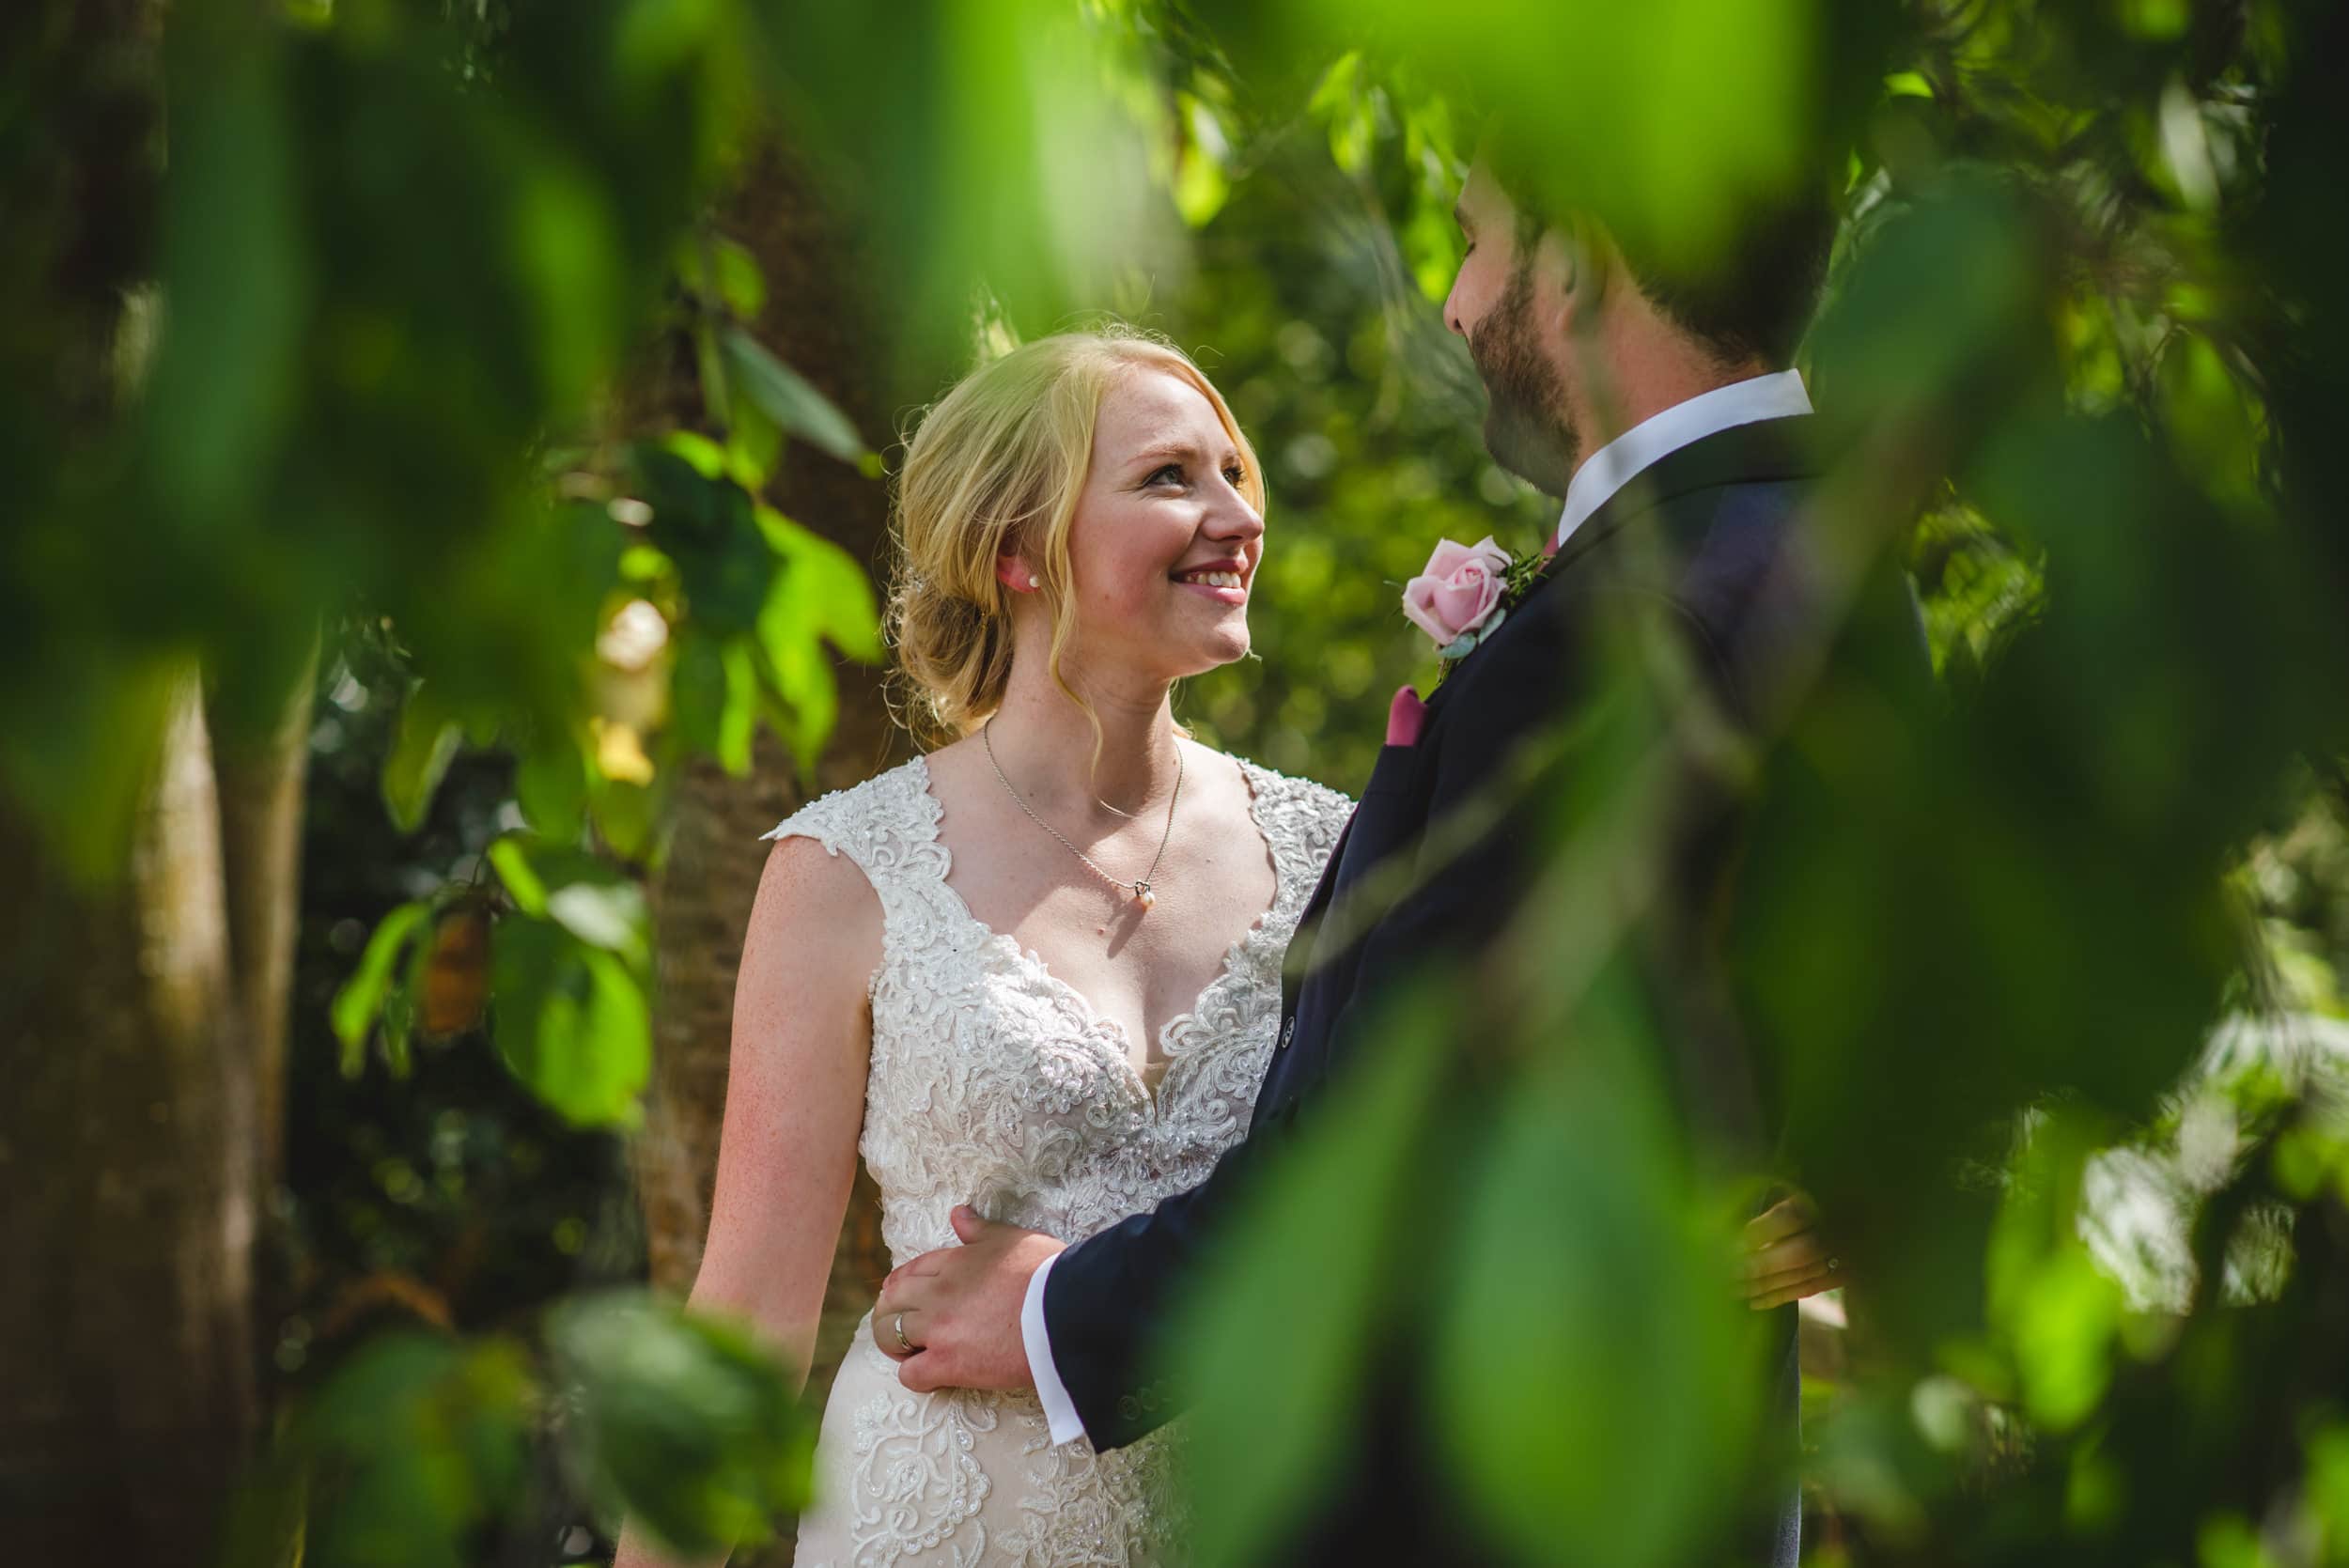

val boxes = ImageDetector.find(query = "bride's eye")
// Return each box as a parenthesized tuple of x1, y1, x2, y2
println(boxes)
(1144, 463, 1184, 488)
(1223, 463, 1247, 487)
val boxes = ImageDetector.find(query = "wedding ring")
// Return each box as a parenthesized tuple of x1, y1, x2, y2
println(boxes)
(1827, 1257, 1842, 1273)
(894, 1311, 914, 1355)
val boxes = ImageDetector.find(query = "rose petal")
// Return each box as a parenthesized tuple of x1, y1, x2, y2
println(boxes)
(1400, 574, 1457, 644)
(1430, 572, 1487, 631)
(1423, 538, 1475, 579)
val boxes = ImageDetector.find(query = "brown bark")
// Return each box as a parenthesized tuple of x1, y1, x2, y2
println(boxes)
(633, 142, 913, 1563)
(209, 633, 319, 1194)
(0, 673, 260, 1561)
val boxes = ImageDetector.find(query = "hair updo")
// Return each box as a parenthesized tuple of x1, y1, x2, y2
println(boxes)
(887, 326, 1264, 746)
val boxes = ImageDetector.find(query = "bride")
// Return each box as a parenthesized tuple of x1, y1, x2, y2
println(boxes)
(612, 328, 1351, 1568)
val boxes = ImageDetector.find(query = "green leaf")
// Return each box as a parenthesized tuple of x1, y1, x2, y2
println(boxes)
(670, 632, 729, 761)
(2158, 330, 2264, 508)
(708, 235, 768, 320)
(661, 429, 728, 481)
(548, 1291, 813, 1559)
(546, 879, 651, 970)
(638, 449, 771, 633)
(588, 774, 661, 863)
(490, 917, 650, 1128)
(672, 229, 769, 321)
(619, 542, 673, 584)
(381, 953, 417, 1078)
(490, 838, 647, 969)
(1174, 95, 1231, 227)
(2011, 1249, 2125, 1432)
(759, 638, 835, 779)
(487, 836, 551, 918)
(1429, 974, 1765, 1568)
(718, 327, 870, 467)
(511, 163, 620, 406)
(516, 739, 589, 840)
(725, 396, 784, 491)
(717, 637, 758, 776)
(755, 505, 883, 664)
(143, 48, 305, 526)
(331, 900, 432, 1075)
(382, 686, 464, 834)
(296, 1331, 536, 1568)
(1170, 984, 1453, 1567)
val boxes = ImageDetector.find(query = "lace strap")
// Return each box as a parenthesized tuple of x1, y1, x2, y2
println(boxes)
(758, 760, 959, 962)
(1237, 760, 1353, 926)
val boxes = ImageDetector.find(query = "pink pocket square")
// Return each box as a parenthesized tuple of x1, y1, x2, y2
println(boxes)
(1385, 684, 1427, 747)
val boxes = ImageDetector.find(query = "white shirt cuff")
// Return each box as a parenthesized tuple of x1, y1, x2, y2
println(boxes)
(1021, 1250, 1088, 1447)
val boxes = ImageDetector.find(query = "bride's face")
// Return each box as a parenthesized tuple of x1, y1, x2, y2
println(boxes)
(1055, 367, 1264, 685)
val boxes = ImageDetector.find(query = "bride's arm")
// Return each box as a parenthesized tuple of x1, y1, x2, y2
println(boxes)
(612, 835, 880, 1568)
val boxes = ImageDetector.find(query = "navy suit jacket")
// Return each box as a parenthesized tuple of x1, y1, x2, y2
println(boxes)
(1040, 414, 1901, 1563)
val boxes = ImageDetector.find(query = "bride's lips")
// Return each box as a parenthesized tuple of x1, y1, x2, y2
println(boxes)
(1171, 561, 1250, 604)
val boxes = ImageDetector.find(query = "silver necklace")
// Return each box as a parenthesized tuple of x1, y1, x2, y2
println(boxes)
(982, 720, 1182, 911)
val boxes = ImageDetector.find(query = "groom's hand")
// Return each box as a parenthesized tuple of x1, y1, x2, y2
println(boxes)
(871, 1204, 1066, 1394)
(1741, 1191, 1843, 1310)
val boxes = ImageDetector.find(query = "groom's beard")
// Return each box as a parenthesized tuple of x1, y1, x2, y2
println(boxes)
(1468, 258, 1578, 498)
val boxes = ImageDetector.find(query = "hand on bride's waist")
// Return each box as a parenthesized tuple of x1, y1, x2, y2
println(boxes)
(871, 1203, 1065, 1395)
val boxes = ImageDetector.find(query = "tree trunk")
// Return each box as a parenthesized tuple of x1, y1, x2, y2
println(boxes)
(634, 142, 911, 1563)
(210, 635, 318, 1196)
(0, 673, 260, 1561)
(207, 636, 318, 1452)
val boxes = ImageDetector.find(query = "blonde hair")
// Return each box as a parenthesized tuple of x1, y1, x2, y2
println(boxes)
(888, 326, 1265, 747)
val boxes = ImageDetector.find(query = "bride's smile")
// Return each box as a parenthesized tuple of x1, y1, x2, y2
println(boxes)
(1057, 365, 1265, 684)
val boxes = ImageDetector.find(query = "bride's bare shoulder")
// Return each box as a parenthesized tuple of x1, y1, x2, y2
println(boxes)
(741, 834, 879, 999)
(742, 762, 937, 986)
(755, 829, 880, 917)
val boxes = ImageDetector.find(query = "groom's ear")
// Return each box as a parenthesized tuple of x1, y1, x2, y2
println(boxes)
(1548, 215, 1616, 334)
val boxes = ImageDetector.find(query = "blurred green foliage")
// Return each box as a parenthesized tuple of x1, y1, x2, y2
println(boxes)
(12, 0, 2349, 1561)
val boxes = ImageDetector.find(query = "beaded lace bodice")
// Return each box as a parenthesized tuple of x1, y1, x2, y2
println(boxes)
(767, 751, 1350, 1568)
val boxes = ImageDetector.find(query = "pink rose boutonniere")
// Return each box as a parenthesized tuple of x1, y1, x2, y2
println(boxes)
(1401, 535, 1542, 672)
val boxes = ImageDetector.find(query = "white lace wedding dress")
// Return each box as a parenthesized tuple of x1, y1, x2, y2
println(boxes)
(763, 752, 1350, 1568)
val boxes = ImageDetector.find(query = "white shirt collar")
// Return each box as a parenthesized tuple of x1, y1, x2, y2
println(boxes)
(1552, 368, 1813, 553)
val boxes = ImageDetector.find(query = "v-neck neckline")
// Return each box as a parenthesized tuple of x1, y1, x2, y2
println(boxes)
(909, 750, 1284, 1119)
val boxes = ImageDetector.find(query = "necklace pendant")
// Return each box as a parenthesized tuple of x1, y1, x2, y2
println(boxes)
(1133, 882, 1156, 911)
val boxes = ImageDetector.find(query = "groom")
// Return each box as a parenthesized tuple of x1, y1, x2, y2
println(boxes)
(873, 151, 1876, 1563)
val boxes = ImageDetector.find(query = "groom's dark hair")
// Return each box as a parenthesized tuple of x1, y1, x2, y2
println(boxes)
(1488, 139, 1839, 369)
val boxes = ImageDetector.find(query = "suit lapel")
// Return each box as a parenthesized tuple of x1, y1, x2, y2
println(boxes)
(1277, 811, 1353, 1017)
(1542, 414, 1820, 584)
(1417, 415, 1822, 718)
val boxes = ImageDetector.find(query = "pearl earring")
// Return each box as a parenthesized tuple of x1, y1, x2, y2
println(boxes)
(1027, 574, 1040, 589)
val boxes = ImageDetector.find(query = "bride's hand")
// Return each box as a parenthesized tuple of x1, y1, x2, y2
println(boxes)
(1741, 1192, 1842, 1310)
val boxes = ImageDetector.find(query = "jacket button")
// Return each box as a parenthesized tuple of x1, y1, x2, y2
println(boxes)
(1117, 1395, 1141, 1421)
(1276, 1017, 1297, 1052)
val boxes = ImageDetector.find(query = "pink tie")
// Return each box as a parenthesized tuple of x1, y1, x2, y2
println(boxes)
(1385, 685, 1427, 746)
